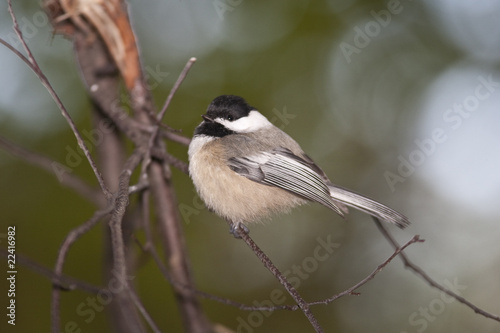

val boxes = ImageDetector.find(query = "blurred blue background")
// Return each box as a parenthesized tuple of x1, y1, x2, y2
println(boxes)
(1, 0, 499, 332)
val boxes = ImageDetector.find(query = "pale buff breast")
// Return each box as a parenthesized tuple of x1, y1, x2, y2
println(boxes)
(188, 136, 306, 223)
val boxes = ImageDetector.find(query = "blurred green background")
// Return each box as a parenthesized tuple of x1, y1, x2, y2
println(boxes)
(1, 0, 500, 332)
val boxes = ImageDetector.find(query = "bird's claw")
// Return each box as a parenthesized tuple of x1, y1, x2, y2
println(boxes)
(229, 222, 249, 238)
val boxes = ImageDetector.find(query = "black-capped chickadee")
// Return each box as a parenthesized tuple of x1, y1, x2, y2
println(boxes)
(188, 95, 409, 234)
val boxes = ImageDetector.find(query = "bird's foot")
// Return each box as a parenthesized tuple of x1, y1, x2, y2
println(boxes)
(229, 222, 249, 238)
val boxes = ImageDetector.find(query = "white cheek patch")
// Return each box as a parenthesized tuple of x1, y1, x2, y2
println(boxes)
(216, 110, 272, 133)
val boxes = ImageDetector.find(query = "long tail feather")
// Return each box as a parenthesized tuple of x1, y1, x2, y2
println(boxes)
(328, 184, 410, 229)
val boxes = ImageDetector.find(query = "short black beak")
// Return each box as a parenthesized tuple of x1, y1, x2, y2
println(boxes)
(202, 115, 214, 122)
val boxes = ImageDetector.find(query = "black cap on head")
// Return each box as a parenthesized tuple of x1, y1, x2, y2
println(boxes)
(194, 95, 256, 138)
(206, 95, 255, 121)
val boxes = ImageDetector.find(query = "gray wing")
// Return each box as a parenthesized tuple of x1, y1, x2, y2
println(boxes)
(229, 147, 410, 228)
(228, 147, 347, 217)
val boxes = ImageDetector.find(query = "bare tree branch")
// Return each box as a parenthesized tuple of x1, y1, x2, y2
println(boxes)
(162, 131, 191, 146)
(151, 147, 189, 174)
(230, 222, 324, 333)
(119, 23, 211, 333)
(149, 159, 212, 332)
(127, 287, 162, 333)
(157, 57, 197, 122)
(308, 234, 423, 306)
(45, 0, 210, 329)
(0, 249, 102, 294)
(51, 206, 113, 333)
(133, 227, 292, 312)
(6, 0, 112, 200)
(107, 149, 146, 333)
(0, 38, 33, 68)
(0, 135, 102, 206)
(12, 228, 421, 317)
(71, 28, 144, 146)
(373, 217, 500, 323)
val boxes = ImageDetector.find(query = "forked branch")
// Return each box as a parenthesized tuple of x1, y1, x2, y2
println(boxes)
(373, 217, 500, 323)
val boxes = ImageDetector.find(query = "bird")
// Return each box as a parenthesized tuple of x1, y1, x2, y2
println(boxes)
(188, 95, 409, 235)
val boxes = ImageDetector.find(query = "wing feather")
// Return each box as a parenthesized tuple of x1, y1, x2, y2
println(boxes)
(228, 149, 346, 216)
(228, 147, 410, 228)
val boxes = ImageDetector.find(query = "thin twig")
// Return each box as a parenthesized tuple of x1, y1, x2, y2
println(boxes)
(138, 232, 420, 316)
(71, 18, 148, 332)
(309, 235, 423, 306)
(135, 234, 297, 312)
(123, 19, 208, 333)
(140, 124, 157, 181)
(51, 206, 113, 333)
(106, 149, 147, 333)
(162, 131, 191, 146)
(128, 120, 192, 146)
(138, 193, 286, 310)
(6, 0, 112, 200)
(0, 135, 102, 206)
(151, 147, 189, 174)
(0, 38, 32, 68)
(127, 286, 162, 333)
(15, 230, 418, 319)
(128, 180, 150, 194)
(108, 149, 144, 286)
(149, 159, 212, 332)
(230, 222, 324, 333)
(139, 190, 154, 251)
(373, 217, 500, 323)
(0, 249, 102, 294)
(157, 57, 197, 122)
(141, 57, 195, 177)
(10, 227, 419, 319)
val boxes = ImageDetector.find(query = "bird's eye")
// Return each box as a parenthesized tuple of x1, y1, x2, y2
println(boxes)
(227, 115, 234, 121)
